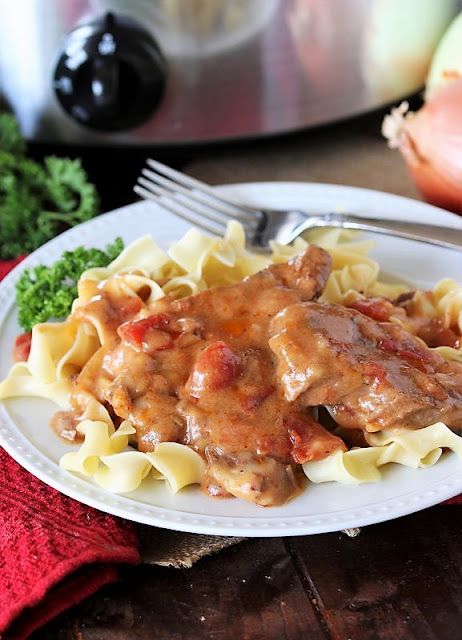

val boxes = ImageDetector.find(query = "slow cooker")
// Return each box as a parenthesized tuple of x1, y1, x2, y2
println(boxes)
(0, 0, 459, 146)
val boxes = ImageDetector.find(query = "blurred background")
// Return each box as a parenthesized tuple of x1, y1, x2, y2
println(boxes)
(0, 0, 461, 210)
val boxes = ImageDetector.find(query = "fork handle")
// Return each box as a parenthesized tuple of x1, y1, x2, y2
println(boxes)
(298, 213, 462, 252)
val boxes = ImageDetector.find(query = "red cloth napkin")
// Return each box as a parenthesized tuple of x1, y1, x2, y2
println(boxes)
(0, 255, 26, 280)
(0, 257, 140, 640)
(0, 449, 140, 640)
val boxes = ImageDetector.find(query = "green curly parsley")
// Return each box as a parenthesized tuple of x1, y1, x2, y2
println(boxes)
(0, 112, 99, 259)
(0, 111, 26, 155)
(16, 238, 124, 332)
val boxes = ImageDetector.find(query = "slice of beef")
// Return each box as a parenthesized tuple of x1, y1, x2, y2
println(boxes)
(269, 301, 462, 432)
(203, 449, 302, 507)
(72, 246, 341, 505)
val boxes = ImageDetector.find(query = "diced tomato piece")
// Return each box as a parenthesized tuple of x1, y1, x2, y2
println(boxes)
(118, 314, 173, 351)
(348, 298, 393, 322)
(418, 319, 460, 349)
(13, 332, 32, 362)
(188, 341, 241, 396)
(285, 413, 346, 464)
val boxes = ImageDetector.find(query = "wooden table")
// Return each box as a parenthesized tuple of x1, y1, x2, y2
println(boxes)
(37, 506, 462, 640)
(34, 110, 462, 640)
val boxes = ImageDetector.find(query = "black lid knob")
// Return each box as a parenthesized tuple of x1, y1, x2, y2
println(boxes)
(54, 12, 167, 132)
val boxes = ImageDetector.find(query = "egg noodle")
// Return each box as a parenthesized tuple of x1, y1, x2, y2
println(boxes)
(1, 222, 462, 497)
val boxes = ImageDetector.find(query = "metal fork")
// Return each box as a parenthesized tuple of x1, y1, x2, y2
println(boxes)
(134, 159, 462, 252)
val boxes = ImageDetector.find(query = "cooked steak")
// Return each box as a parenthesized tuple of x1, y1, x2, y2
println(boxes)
(269, 302, 462, 432)
(73, 246, 345, 506)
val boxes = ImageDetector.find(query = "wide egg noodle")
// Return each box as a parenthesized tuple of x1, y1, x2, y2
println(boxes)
(303, 423, 462, 484)
(80, 235, 169, 283)
(29, 320, 85, 382)
(320, 261, 379, 304)
(162, 275, 206, 298)
(167, 223, 270, 288)
(305, 227, 365, 248)
(60, 419, 205, 494)
(303, 447, 384, 484)
(307, 228, 409, 303)
(405, 279, 462, 364)
(319, 248, 388, 304)
(95, 451, 154, 493)
(145, 443, 206, 493)
(269, 236, 309, 263)
(0, 363, 72, 407)
(95, 443, 205, 494)
(0, 320, 100, 408)
(167, 228, 227, 281)
(59, 419, 136, 475)
(368, 279, 410, 299)
(432, 278, 462, 333)
(104, 273, 165, 305)
(434, 346, 462, 363)
(430, 279, 462, 363)
(54, 323, 100, 381)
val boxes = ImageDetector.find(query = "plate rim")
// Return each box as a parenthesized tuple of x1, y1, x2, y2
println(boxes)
(1, 181, 462, 537)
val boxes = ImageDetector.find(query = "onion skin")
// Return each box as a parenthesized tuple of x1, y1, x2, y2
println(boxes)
(400, 131, 462, 215)
(426, 11, 462, 101)
(383, 79, 462, 214)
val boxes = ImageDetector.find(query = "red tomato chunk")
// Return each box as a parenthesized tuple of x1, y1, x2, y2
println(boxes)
(188, 341, 241, 396)
(286, 413, 346, 464)
(118, 314, 174, 352)
(348, 298, 392, 322)
(13, 332, 32, 362)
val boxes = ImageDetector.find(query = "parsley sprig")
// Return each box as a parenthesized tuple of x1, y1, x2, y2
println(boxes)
(16, 239, 124, 332)
(0, 112, 99, 259)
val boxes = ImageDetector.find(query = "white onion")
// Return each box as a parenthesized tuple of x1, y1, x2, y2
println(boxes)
(382, 80, 462, 215)
(426, 12, 462, 100)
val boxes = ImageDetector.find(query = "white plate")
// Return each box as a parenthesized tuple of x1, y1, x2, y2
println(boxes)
(1, 182, 462, 537)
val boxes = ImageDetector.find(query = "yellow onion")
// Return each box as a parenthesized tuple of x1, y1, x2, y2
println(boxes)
(382, 79, 462, 214)
(426, 12, 462, 100)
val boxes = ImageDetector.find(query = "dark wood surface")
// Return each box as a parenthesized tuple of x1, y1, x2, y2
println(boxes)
(36, 506, 462, 640)
(31, 110, 462, 640)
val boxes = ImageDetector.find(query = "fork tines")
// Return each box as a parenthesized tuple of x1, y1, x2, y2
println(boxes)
(134, 159, 260, 236)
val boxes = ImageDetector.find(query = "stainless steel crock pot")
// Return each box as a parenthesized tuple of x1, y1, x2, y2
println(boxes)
(0, 0, 459, 146)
